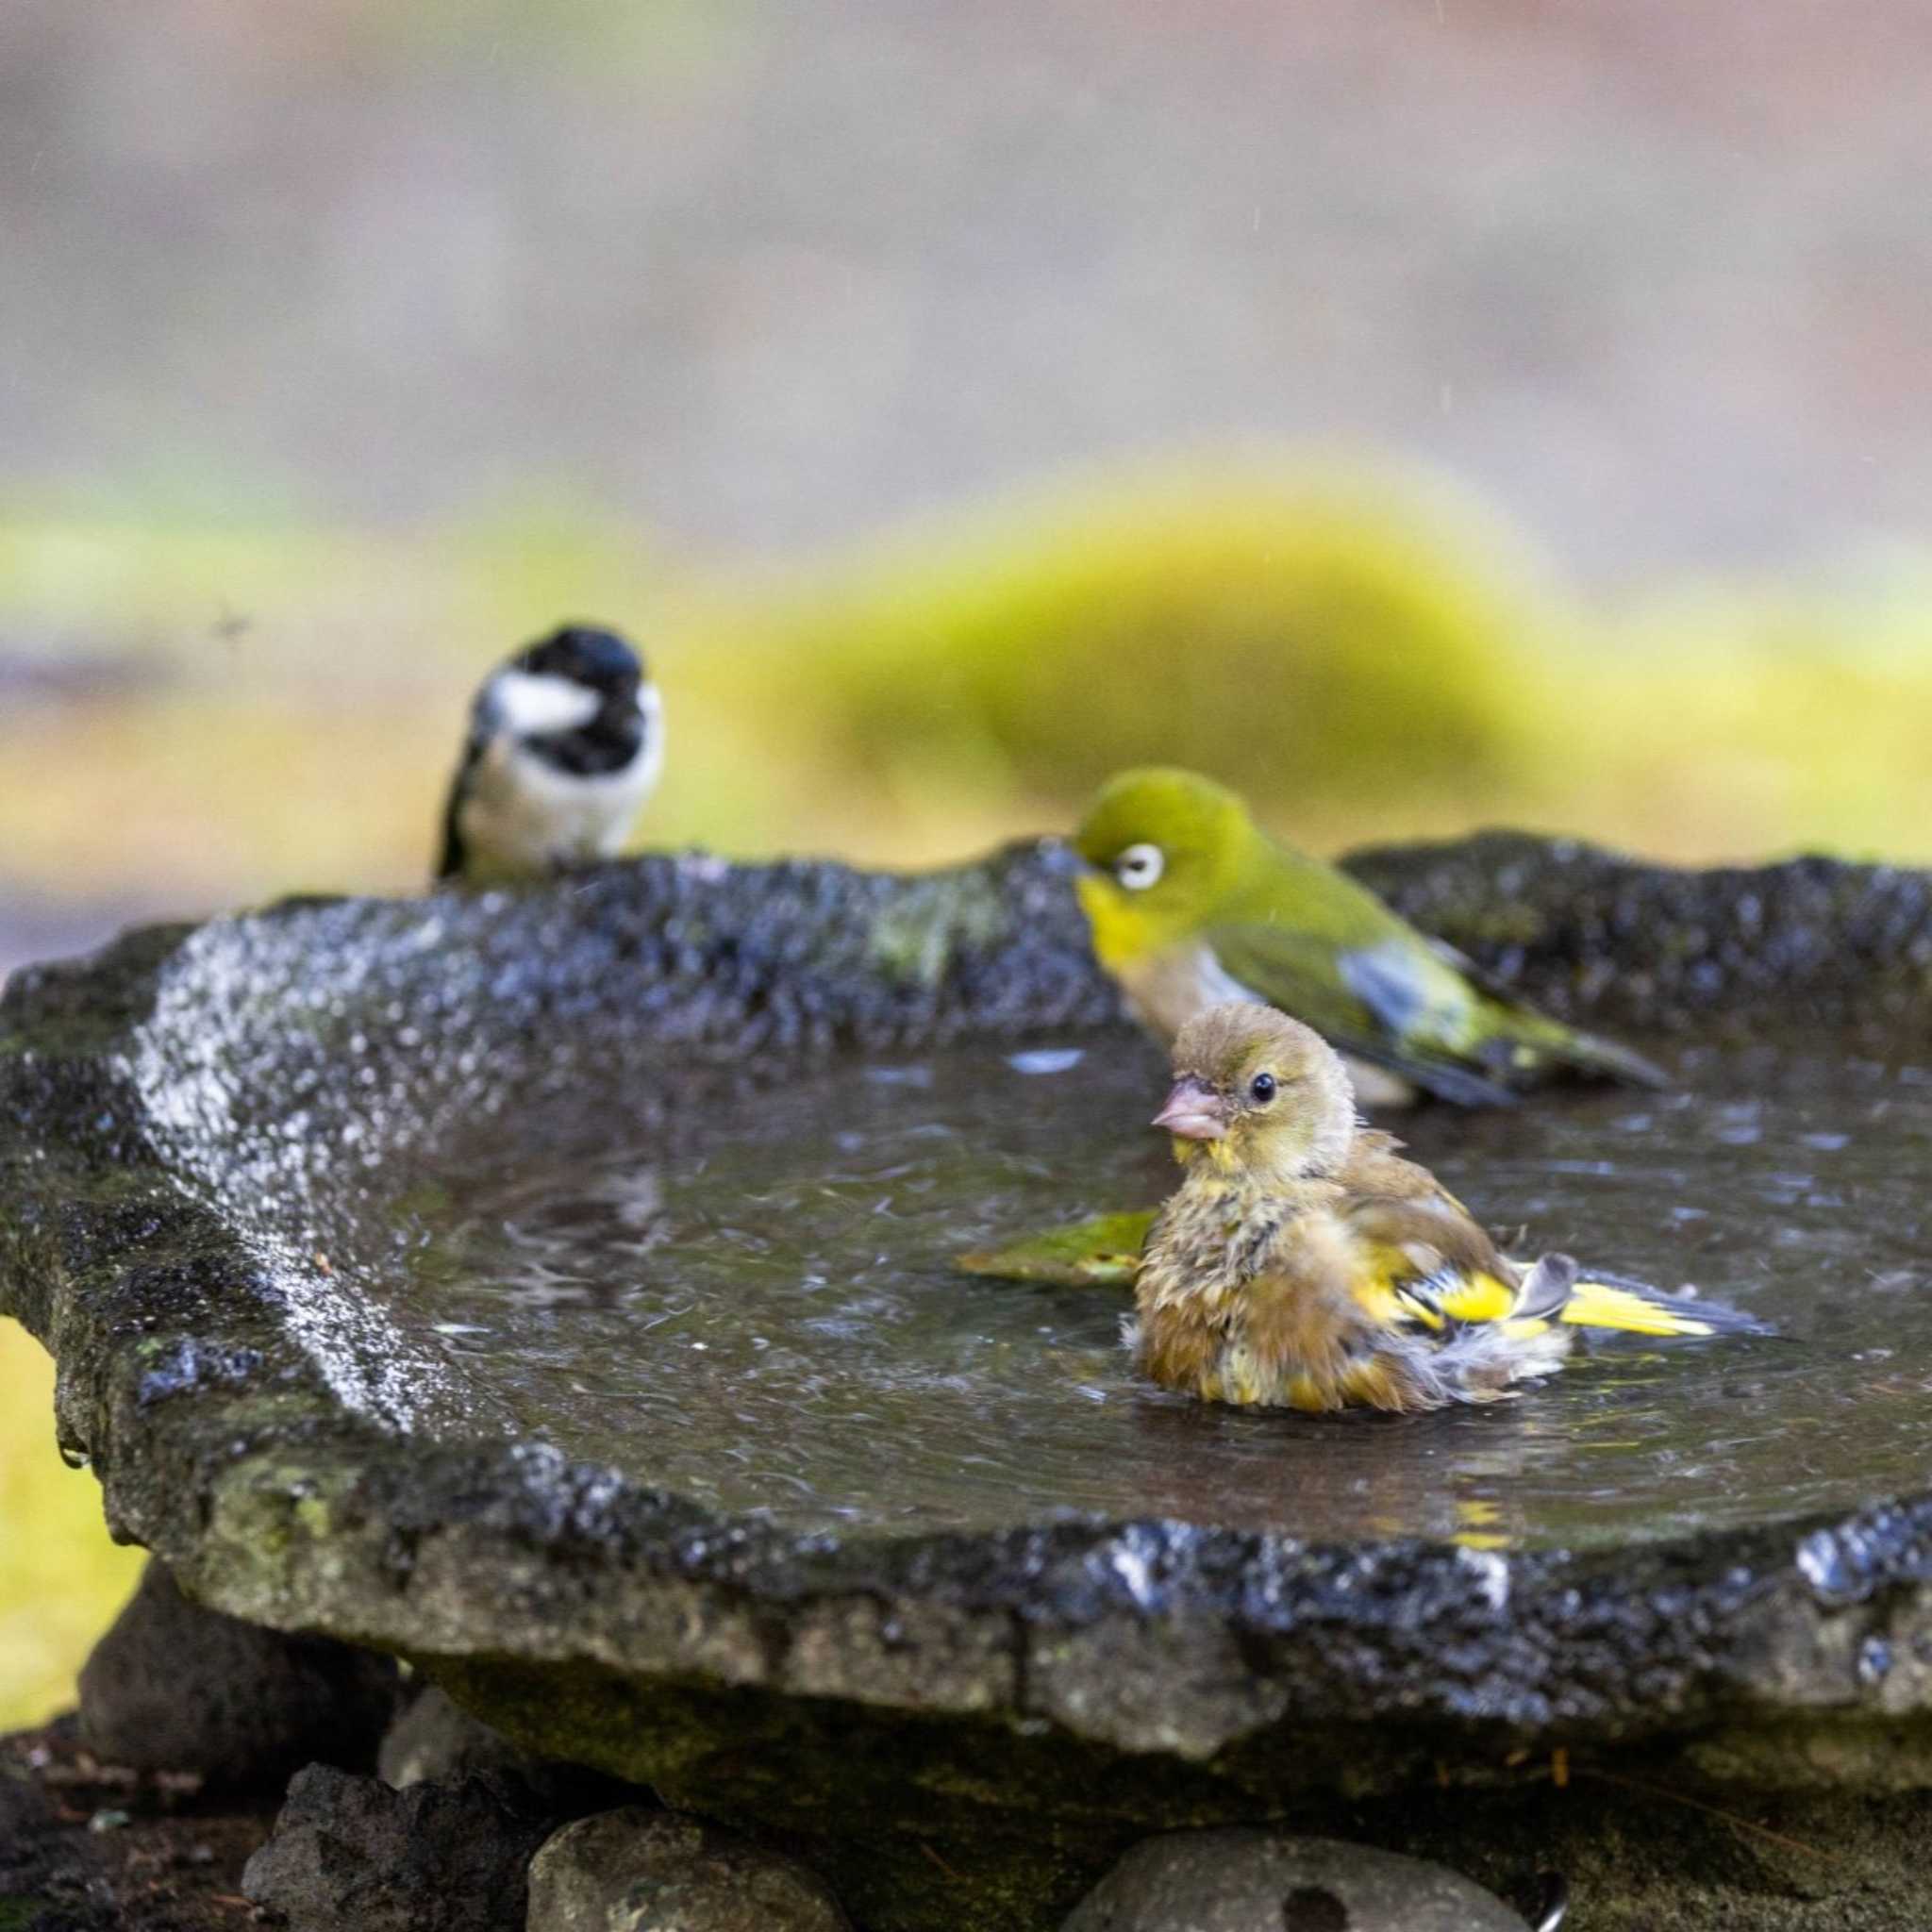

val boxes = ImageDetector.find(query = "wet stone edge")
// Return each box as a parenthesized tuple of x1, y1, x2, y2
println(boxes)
(3, 837, 1932, 1785)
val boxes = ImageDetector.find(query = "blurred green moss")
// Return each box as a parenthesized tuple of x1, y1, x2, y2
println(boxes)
(0, 1323, 143, 1728)
(1563, 568, 1932, 861)
(5, 464, 1932, 908)
(692, 462, 1562, 819)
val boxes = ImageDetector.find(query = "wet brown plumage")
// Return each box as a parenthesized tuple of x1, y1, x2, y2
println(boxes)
(1130, 1003, 1767, 1414)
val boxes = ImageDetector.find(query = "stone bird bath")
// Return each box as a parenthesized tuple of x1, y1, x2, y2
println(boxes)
(7, 834, 1932, 1929)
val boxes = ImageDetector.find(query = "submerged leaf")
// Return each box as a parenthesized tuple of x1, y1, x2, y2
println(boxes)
(956, 1208, 1155, 1289)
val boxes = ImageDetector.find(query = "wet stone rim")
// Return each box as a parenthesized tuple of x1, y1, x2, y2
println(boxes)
(5, 836, 1932, 1779)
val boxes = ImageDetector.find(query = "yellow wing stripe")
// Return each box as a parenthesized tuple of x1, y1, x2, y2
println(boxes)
(1434, 1274, 1517, 1324)
(1562, 1279, 1715, 1338)
(1347, 1252, 1722, 1342)
(1388, 1270, 1718, 1340)
(1383, 1268, 1529, 1331)
(1390, 1284, 1446, 1331)
(1351, 1257, 1415, 1329)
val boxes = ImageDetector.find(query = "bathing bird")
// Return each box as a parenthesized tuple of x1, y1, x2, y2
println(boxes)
(438, 624, 662, 883)
(1130, 1002, 1768, 1415)
(1072, 767, 1666, 1107)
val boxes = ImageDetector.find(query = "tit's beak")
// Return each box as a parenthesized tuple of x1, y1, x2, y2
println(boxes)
(1152, 1075, 1228, 1140)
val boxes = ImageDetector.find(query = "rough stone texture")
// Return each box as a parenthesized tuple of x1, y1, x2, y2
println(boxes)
(16, 1713, 1932, 1932)
(9, 837, 1932, 1931)
(376, 1684, 646, 1823)
(1061, 1830, 1529, 1931)
(525, 1808, 852, 1931)
(379, 1685, 532, 1789)
(1348, 830, 1932, 1038)
(78, 1557, 399, 1785)
(240, 1763, 551, 1932)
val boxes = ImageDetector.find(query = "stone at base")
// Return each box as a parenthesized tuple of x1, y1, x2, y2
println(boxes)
(526, 1807, 853, 1931)
(378, 1684, 655, 1823)
(242, 1762, 552, 1932)
(380, 1685, 536, 1787)
(1061, 1829, 1530, 1932)
(78, 1557, 399, 1784)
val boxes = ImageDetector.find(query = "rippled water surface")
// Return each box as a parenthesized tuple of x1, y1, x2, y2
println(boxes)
(361, 1037, 1932, 1550)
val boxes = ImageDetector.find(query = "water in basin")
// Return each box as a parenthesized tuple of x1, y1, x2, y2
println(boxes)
(358, 1035, 1932, 1551)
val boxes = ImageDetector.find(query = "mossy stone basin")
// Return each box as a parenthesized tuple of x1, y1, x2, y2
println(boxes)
(7, 834, 1932, 1930)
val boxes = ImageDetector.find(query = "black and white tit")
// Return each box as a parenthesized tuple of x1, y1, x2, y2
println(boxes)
(437, 625, 662, 884)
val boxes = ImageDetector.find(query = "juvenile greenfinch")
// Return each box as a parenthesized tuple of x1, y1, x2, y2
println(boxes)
(1073, 767, 1665, 1107)
(1130, 1003, 1769, 1415)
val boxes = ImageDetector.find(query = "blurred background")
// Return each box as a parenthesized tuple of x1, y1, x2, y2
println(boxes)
(5, 0, 1932, 1724)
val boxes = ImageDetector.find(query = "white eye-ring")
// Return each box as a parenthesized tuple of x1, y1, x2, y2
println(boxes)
(1114, 842, 1165, 891)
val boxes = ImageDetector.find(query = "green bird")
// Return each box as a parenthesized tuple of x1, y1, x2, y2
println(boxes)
(1071, 767, 1666, 1108)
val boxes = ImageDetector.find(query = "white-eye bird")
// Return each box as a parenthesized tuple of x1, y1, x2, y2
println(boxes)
(438, 625, 662, 884)
(1131, 1002, 1770, 1415)
(1073, 767, 1667, 1108)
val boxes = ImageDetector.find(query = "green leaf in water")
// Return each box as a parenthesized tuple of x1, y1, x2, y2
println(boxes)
(956, 1208, 1156, 1289)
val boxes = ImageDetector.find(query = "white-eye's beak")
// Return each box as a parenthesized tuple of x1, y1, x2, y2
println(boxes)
(1152, 1075, 1227, 1140)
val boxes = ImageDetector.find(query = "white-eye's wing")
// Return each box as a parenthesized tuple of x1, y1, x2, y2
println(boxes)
(1201, 920, 1519, 1107)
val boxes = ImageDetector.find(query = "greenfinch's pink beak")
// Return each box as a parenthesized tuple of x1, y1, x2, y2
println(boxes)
(1152, 1075, 1227, 1140)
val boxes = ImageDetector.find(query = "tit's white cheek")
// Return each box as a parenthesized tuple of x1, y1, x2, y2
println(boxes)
(488, 669, 601, 737)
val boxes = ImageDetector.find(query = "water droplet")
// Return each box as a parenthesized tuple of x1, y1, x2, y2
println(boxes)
(1007, 1048, 1085, 1076)
(1796, 1529, 1862, 1606)
(863, 1064, 931, 1088)
(1857, 1636, 1894, 1685)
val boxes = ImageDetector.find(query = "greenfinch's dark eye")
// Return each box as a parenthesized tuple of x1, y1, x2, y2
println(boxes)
(1249, 1072, 1276, 1103)
(1114, 842, 1165, 891)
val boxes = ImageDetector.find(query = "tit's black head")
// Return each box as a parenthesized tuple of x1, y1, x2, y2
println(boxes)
(516, 625, 644, 702)
(491, 621, 654, 781)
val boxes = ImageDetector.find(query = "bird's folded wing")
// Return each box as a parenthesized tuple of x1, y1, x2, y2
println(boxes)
(1203, 922, 1518, 1107)
(1338, 1193, 1524, 1333)
(1424, 934, 1673, 1090)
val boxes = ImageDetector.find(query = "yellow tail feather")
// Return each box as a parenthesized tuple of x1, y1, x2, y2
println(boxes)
(1563, 1278, 1720, 1338)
